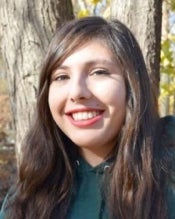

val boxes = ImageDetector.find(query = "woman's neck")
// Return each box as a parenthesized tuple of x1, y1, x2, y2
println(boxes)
(79, 147, 113, 167)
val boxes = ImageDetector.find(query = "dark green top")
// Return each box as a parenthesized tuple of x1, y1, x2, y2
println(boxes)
(66, 157, 112, 219)
(1, 115, 175, 219)
(159, 116, 175, 219)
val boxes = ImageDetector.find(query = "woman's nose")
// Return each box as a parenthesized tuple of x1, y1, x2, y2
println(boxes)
(69, 77, 92, 103)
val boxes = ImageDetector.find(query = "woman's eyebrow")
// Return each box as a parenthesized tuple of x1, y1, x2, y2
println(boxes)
(55, 65, 69, 70)
(83, 59, 116, 66)
(58, 59, 116, 68)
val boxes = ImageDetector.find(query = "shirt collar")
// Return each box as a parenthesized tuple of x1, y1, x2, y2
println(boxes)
(76, 156, 114, 175)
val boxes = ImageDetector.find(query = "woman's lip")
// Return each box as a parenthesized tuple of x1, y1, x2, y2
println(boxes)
(65, 108, 104, 114)
(65, 109, 104, 127)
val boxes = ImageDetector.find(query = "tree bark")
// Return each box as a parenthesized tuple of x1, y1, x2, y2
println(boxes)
(0, 0, 74, 155)
(111, 0, 162, 108)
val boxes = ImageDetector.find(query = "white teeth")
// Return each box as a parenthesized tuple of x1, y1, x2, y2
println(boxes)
(72, 111, 100, 121)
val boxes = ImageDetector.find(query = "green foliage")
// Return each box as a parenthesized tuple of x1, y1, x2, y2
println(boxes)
(161, 38, 175, 76)
(159, 0, 175, 115)
(167, 0, 175, 11)
(160, 33, 175, 114)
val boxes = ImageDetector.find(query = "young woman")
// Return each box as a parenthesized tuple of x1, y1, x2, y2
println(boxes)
(0, 16, 175, 219)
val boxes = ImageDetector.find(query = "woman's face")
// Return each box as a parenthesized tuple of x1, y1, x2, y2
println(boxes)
(48, 40, 126, 163)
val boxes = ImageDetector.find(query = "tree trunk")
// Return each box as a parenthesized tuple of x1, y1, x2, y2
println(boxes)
(111, 0, 162, 109)
(0, 0, 74, 155)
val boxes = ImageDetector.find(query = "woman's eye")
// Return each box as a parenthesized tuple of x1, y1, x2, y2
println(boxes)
(91, 70, 110, 76)
(55, 74, 70, 81)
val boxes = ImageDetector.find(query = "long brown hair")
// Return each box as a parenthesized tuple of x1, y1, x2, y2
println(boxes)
(6, 16, 166, 219)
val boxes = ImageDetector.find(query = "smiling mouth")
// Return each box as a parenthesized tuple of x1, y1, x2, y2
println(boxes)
(71, 111, 101, 121)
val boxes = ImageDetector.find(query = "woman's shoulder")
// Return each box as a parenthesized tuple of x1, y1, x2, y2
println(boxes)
(158, 115, 175, 177)
(157, 115, 175, 219)
(159, 115, 175, 148)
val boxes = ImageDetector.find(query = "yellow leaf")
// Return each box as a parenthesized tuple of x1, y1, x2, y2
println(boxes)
(87, 0, 101, 5)
(163, 58, 170, 66)
(168, 34, 175, 42)
(160, 50, 165, 59)
(77, 9, 90, 18)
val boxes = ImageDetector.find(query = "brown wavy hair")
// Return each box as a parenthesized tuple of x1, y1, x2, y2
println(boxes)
(6, 16, 166, 219)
